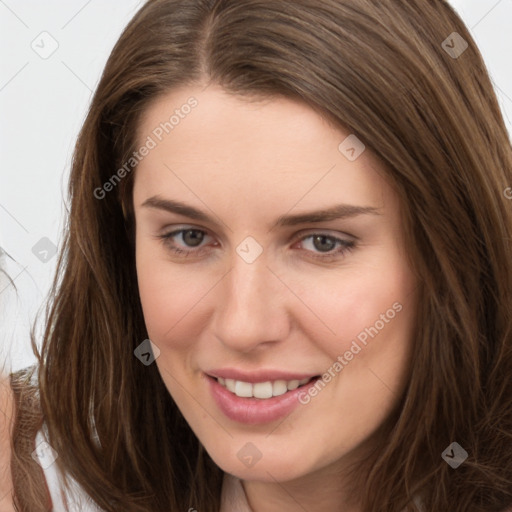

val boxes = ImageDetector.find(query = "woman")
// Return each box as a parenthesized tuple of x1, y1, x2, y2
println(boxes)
(1, 0, 512, 510)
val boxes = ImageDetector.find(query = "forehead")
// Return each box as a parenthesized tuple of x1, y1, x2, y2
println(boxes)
(133, 84, 392, 214)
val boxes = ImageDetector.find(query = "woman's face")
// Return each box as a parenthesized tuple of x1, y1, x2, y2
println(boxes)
(133, 84, 418, 483)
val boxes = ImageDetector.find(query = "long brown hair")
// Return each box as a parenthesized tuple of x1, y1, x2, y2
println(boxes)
(10, 0, 512, 510)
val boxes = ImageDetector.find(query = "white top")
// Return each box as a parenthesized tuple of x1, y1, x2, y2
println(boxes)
(35, 427, 104, 511)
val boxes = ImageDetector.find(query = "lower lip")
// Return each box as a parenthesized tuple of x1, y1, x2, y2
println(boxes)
(206, 374, 319, 425)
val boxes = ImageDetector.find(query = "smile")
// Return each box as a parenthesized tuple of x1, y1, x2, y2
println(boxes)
(206, 372, 321, 424)
(216, 377, 313, 399)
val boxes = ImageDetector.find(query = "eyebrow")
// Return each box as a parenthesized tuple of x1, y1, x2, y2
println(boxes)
(141, 196, 381, 228)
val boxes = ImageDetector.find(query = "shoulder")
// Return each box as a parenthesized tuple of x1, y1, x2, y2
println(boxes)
(0, 373, 16, 510)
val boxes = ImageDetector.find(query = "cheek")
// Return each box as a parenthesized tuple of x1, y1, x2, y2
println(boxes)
(293, 258, 416, 361)
(135, 247, 215, 350)
(136, 246, 182, 342)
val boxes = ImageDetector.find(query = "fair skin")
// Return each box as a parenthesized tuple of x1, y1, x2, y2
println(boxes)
(133, 84, 418, 511)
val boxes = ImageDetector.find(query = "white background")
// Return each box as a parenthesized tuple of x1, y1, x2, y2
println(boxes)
(1, 0, 511, 373)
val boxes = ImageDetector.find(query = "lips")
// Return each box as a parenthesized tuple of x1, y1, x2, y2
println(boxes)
(205, 369, 321, 424)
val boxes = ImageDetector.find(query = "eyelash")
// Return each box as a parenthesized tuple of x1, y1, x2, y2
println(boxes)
(157, 228, 356, 261)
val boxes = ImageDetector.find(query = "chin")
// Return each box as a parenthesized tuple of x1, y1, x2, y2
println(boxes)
(206, 441, 318, 482)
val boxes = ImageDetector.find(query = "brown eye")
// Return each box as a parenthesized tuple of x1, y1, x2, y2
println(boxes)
(158, 228, 213, 257)
(312, 235, 337, 252)
(298, 233, 355, 259)
(181, 229, 205, 247)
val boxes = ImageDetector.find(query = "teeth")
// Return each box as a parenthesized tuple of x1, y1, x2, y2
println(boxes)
(287, 380, 299, 390)
(253, 381, 273, 399)
(235, 381, 253, 398)
(225, 379, 236, 393)
(217, 377, 313, 399)
(272, 380, 288, 396)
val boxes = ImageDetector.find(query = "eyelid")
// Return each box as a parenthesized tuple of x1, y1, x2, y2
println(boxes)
(290, 228, 357, 243)
(158, 225, 357, 261)
(159, 225, 356, 245)
(158, 224, 359, 248)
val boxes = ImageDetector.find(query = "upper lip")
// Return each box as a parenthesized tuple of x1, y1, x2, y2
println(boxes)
(206, 368, 319, 383)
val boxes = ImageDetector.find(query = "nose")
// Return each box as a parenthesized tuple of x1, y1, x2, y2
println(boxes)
(212, 252, 290, 353)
